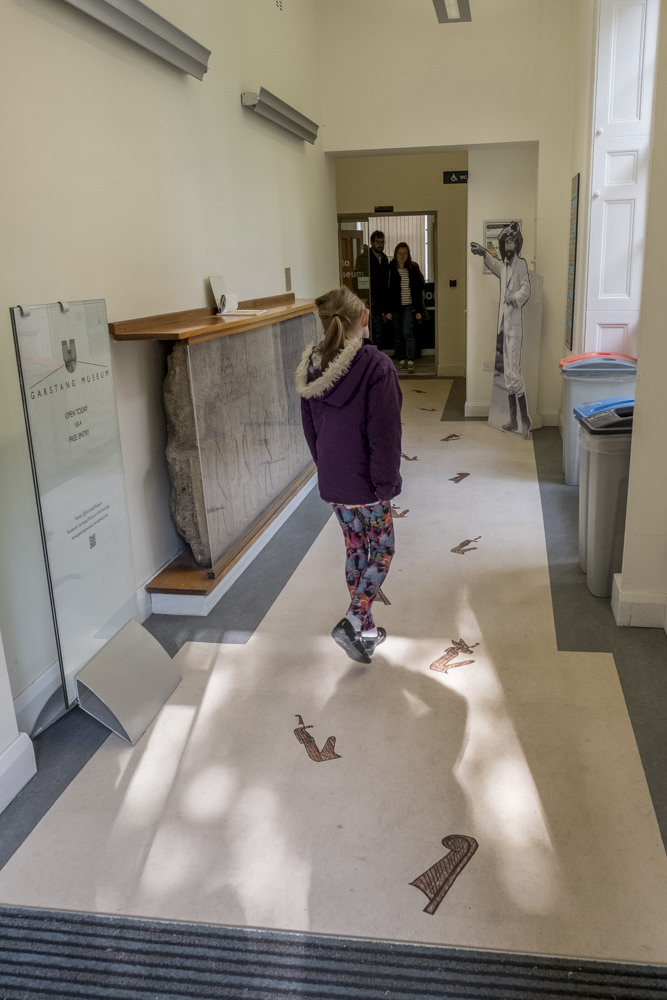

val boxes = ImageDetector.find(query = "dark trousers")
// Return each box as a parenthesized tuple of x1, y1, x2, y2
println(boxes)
(392, 305, 415, 361)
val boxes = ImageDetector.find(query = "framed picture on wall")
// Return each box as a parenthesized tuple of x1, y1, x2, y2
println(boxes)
(481, 219, 522, 273)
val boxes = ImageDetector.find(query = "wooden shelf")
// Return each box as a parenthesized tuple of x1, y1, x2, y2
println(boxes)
(109, 293, 316, 345)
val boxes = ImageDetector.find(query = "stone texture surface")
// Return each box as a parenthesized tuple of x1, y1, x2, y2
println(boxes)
(163, 314, 317, 567)
(163, 342, 211, 566)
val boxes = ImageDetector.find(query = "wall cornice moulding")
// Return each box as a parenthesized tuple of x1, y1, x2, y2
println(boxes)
(58, 0, 211, 80)
(241, 88, 319, 144)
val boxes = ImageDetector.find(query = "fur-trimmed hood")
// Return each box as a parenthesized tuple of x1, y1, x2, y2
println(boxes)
(295, 336, 403, 505)
(294, 336, 366, 404)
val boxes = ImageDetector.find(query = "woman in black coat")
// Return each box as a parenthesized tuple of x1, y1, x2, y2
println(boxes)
(386, 242, 425, 370)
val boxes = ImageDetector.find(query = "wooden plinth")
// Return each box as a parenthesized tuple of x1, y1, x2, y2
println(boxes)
(147, 464, 316, 597)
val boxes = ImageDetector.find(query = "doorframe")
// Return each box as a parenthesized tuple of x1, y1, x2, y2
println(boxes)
(337, 211, 439, 369)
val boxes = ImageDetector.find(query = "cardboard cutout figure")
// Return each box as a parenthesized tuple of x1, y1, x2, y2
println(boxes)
(470, 222, 532, 438)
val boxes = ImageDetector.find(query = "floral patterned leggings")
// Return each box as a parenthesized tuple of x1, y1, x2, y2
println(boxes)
(331, 500, 395, 632)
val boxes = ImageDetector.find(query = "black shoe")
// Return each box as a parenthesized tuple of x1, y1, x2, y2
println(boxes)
(362, 627, 387, 655)
(331, 619, 371, 664)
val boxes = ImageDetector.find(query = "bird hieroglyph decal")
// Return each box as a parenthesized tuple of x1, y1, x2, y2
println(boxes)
(411, 835, 479, 915)
(430, 639, 480, 674)
(451, 536, 481, 555)
(293, 716, 341, 762)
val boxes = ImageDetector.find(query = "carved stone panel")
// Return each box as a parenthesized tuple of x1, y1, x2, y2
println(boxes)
(163, 312, 317, 568)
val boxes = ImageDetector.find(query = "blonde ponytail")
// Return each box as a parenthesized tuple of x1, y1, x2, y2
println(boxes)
(315, 286, 365, 370)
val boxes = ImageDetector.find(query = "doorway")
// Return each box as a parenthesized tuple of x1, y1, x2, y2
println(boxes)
(338, 213, 437, 377)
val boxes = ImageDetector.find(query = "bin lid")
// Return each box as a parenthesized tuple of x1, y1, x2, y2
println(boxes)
(559, 351, 637, 374)
(573, 396, 634, 433)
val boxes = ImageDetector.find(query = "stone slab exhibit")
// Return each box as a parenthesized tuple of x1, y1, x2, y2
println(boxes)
(163, 311, 318, 568)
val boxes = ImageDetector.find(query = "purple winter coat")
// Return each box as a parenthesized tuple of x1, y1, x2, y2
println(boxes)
(295, 336, 402, 505)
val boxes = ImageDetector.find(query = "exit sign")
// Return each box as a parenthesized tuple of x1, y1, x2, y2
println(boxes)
(443, 171, 468, 184)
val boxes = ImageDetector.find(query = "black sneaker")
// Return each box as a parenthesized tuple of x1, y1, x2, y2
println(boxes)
(331, 619, 371, 664)
(362, 627, 387, 655)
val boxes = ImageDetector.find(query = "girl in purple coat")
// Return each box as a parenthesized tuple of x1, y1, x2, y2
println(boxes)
(295, 286, 403, 664)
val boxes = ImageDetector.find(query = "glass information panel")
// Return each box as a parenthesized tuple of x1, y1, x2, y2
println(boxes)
(11, 300, 137, 706)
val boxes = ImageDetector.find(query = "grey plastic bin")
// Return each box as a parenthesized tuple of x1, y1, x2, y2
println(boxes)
(560, 353, 636, 485)
(575, 398, 633, 598)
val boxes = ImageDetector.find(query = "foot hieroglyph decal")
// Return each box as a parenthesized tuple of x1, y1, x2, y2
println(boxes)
(293, 716, 341, 762)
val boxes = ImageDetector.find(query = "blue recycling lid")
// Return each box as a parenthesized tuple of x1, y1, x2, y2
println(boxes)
(573, 396, 634, 433)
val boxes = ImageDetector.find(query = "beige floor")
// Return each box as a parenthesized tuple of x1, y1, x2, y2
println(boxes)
(2, 380, 667, 964)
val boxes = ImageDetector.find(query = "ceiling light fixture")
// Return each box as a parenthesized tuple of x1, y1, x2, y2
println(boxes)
(433, 0, 472, 23)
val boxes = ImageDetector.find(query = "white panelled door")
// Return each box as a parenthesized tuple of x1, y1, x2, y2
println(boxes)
(585, 0, 659, 356)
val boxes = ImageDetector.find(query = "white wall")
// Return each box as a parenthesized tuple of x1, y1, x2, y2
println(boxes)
(567, 2, 598, 358)
(318, 0, 546, 151)
(613, 2, 667, 631)
(0, 0, 339, 749)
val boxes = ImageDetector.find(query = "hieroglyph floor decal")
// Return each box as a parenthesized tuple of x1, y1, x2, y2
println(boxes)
(450, 536, 481, 554)
(411, 835, 479, 915)
(293, 717, 341, 762)
(430, 639, 480, 674)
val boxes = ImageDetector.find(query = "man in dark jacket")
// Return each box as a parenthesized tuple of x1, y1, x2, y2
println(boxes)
(354, 231, 389, 347)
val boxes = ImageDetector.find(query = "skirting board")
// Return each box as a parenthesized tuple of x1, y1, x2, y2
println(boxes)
(612, 574, 667, 632)
(13, 660, 67, 739)
(437, 363, 465, 378)
(150, 474, 318, 616)
(0, 732, 36, 815)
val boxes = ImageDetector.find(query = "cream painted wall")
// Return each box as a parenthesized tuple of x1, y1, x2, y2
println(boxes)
(566, 2, 598, 359)
(317, 0, 545, 151)
(613, 3, 667, 630)
(325, 1, 578, 423)
(0, 0, 339, 735)
(466, 144, 539, 414)
(335, 152, 469, 376)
